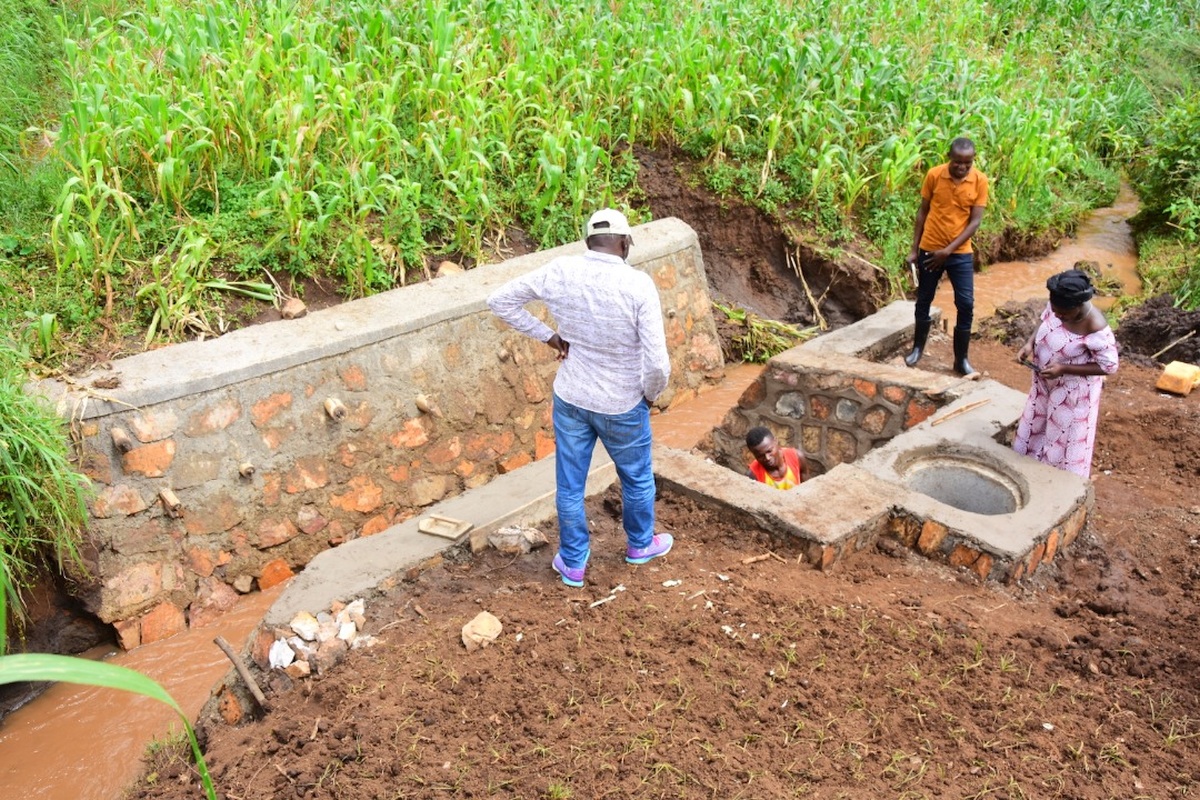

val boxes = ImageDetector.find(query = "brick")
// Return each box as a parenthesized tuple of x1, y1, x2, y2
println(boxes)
(535, 430, 556, 460)
(1008, 560, 1027, 584)
(809, 395, 832, 421)
(465, 430, 515, 460)
(331, 475, 384, 513)
(820, 545, 837, 570)
(183, 493, 243, 536)
(889, 516, 920, 548)
(852, 379, 877, 399)
(346, 403, 376, 431)
(113, 618, 141, 650)
(326, 520, 349, 546)
(498, 451, 533, 474)
(338, 364, 368, 392)
(251, 392, 293, 428)
(801, 425, 822, 455)
(104, 562, 162, 614)
(861, 406, 891, 435)
(130, 410, 179, 443)
(948, 544, 980, 569)
(92, 484, 149, 518)
(1062, 506, 1087, 546)
(1027, 540, 1047, 574)
(257, 558, 294, 590)
(390, 417, 430, 448)
(361, 513, 392, 537)
(140, 601, 186, 644)
(257, 518, 301, 548)
(443, 341, 463, 368)
(337, 442, 360, 468)
(186, 398, 242, 436)
(386, 463, 410, 483)
(250, 626, 276, 670)
(261, 471, 281, 507)
(121, 439, 177, 477)
(110, 518, 172, 556)
(455, 460, 476, 478)
(882, 385, 908, 405)
(426, 436, 463, 465)
(285, 457, 329, 493)
(1044, 529, 1061, 562)
(916, 520, 948, 555)
(970, 553, 993, 581)
(218, 685, 244, 725)
(904, 398, 937, 428)
(737, 379, 766, 409)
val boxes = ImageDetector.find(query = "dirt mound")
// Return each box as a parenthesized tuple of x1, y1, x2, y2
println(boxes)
(977, 298, 1044, 346)
(1117, 293, 1200, 364)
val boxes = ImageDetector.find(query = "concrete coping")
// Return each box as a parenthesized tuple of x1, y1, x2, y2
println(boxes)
(39, 217, 699, 419)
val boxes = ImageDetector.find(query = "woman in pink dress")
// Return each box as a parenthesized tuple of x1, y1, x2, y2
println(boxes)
(1013, 270, 1119, 478)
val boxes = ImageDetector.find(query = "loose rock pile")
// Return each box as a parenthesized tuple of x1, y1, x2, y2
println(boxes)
(266, 598, 378, 678)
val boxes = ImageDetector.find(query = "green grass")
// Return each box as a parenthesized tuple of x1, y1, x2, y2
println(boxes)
(0, 0, 1194, 357)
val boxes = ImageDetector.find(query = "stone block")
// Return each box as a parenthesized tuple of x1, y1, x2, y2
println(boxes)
(172, 451, 222, 489)
(882, 385, 908, 405)
(331, 475, 384, 513)
(889, 515, 920, 548)
(737, 379, 766, 409)
(121, 439, 177, 478)
(114, 618, 140, 650)
(140, 601, 186, 644)
(285, 457, 330, 494)
(112, 518, 172, 556)
(188, 577, 240, 628)
(183, 493, 243, 536)
(535, 430, 556, 460)
(860, 406, 891, 435)
(259, 423, 296, 451)
(835, 399, 860, 422)
(186, 547, 216, 578)
(801, 425, 822, 455)
(948, 544, 980, 569)
(339, 364, 368, 392)
(296, 505, 328, 535)
(775, 392, 805, 418)
(92, 484, 149, 519)
(498, 451, 533, 474)
(258, 558, 294, 590)
(186, 398, 242, 436)
(130, 410, 179, 443)
(426, 436, 463, 465)
(852, 379, 878, 399)
(251, 392, 293, 428)
(218, 685, 244, 725)
(916, 520, 948, 555)
(390, 417, 430, 449)
(904, 398, 937, 428)
(826, 429, 858, 466)
(257, 518, 301, 548)
(103, 562, 162, 616)
(361, 513, 392, 537)
(79, 448, 113, 485)
(809, 395, 832, 421)
(970, 553, 993, 581)
(409, 474, 451, 506)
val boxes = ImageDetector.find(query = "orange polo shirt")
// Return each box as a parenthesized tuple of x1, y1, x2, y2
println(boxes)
(919, 163, 989, 254)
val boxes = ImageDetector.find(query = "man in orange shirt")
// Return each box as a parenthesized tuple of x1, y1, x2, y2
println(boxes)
(903, 138, 988, 376)
(745, 427, 805, 490)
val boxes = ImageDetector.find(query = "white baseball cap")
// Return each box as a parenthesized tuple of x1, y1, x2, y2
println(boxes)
(584, 208, 633, 239)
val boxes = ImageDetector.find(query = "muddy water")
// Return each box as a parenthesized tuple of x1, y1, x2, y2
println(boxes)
(935, 183, 1141, 319)
(0, 586, 280, 800)
(654, 362, 764, 449)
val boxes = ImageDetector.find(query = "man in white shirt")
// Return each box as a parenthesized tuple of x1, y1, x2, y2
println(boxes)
(487, 209, 674, 587)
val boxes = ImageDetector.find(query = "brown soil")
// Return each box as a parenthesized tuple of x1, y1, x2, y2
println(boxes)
(128, 329, 1200, 799)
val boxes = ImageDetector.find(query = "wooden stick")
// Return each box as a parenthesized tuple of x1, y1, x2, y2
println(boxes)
(789, 247, 828, 331)
(930, 398, 991, 426)
(741, 553, 772, 565)
(214, 635, 269, 710)
(1151, 329, 1196, 360)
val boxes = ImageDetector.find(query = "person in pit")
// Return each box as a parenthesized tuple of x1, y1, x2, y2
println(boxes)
(903, 137, 989, 376)
(1012, 269, 1119, 478)
(486, 208, 674, 588)
(745, 426, 805, 490)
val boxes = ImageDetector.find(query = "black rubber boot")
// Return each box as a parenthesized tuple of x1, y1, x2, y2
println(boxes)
(953, 328, 976, 376)
(904, 320, 931, 367)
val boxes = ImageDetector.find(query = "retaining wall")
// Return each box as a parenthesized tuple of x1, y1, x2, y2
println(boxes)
(43, 218, 723, 647)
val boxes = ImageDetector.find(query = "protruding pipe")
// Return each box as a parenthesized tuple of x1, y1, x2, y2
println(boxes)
(159, 487, 183, 518)
(415, 393, 443, 418)
(111, 427, 134, 453)
(238, 462, 256, 478)
(324, 397, 347, 421)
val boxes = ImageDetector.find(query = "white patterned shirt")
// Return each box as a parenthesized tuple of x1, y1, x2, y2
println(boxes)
(487, 249, 671, 415)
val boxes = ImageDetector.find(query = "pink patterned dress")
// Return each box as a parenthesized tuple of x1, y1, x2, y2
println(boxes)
(1013, 304, 1119, 478)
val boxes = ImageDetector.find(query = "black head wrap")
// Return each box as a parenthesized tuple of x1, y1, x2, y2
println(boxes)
(1047, 269, 1094, 308)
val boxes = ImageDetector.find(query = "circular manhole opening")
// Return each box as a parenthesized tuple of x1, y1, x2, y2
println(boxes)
(902, 456, 1022, 516)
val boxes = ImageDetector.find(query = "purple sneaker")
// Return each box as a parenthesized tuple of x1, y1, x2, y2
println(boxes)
(626, 533, 674, 565)
(552, 551, 587, 587)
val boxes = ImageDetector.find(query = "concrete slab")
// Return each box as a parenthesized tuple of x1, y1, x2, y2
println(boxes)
(263, 446, 615, 627)
(804, 300, 941, 360)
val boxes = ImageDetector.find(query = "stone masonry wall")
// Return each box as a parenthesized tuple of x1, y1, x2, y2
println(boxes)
(44, 218, 723, 648)
(708, 347, 957, 477)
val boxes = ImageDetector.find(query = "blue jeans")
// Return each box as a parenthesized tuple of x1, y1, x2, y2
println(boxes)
(914, 250, 975, 332)
(552, 394, 656, 569)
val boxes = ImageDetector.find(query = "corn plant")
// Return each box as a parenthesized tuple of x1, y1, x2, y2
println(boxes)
(0, 654, 217, 800)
